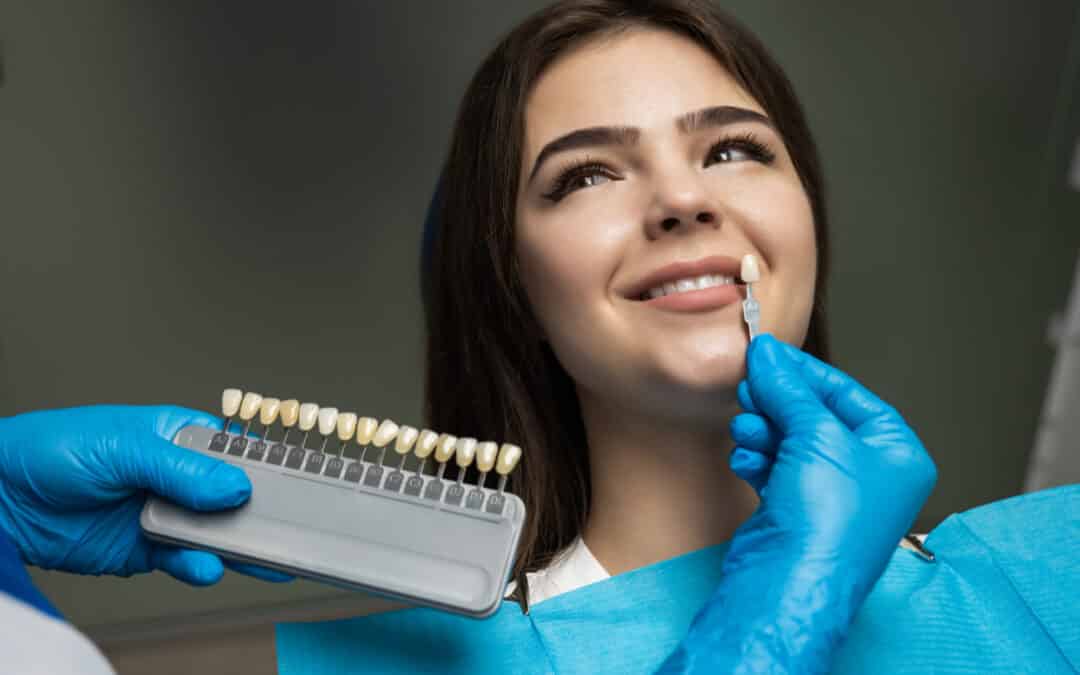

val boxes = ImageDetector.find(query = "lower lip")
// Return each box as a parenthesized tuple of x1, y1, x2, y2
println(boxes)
(638, 284, 743, 312)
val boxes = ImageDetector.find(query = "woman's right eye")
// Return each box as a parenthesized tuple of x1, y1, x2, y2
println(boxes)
(569, 172, 610, 191)
(543, 162, 615, 202)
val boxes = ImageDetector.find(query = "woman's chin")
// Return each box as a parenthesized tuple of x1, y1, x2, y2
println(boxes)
(652, 334, 749, 391)
(624, 352, 746, 425)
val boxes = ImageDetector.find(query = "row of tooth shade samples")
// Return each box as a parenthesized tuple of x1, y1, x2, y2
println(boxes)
(216, 389, 522, 507)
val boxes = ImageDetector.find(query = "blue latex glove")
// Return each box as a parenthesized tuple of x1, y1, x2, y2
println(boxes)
(0, 404, 292, 585)
(659, 334, 938, 674)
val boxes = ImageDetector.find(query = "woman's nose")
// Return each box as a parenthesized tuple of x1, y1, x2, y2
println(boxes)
(643, 173, 720, 239)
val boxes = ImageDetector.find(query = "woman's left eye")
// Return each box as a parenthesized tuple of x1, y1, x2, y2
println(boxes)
(706, 134, 776, 167)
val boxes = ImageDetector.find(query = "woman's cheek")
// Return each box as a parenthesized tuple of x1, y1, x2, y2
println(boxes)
(517, 217, 602, 341)
(760, 198, 818, 345)
(723, 173, 817, 343)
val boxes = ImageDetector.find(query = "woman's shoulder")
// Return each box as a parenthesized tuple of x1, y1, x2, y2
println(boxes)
(505, 537, 611, 607)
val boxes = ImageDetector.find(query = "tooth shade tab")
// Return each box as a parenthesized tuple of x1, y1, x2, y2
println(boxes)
(740, 253, 760, 283)
(259, 398, 281, 426)
(278, 399, 300, 427)
(394, 426, 419, 454)
(222, 389, 243, 417)
(239, 392, 263, 421)
(336, 413, 358, 440)
(317, 408, 339, 436)
(298, 403, 320, 431)
(355, 417, 378, 445)
(475, 442, 498, 472)
(434, 434, 458, 463)
(415, 430, 439, 458)
(496, 444, 522, 476)
(646, 274, 736, 299)
(455, 438, 478, 468)
(372, 419, 399, 448)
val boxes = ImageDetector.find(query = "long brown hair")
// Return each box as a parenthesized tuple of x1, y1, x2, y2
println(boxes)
(423, 0, 830, 610)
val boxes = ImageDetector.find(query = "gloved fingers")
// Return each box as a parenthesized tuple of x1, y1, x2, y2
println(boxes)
(148, 405, 222, 443)
(736, 380, 760, 415)
(224, 559, 295, 583)
(745, 334, 834, 435)
(113, 428, 252, 512)
(730, 413, 780, 457)
(150, 544, 225, 586)
(729, 447, 771, 493)
(769, 340, 901, 432)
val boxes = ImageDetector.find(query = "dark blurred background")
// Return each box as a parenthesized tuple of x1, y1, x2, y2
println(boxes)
(1, 0, 1078, 668)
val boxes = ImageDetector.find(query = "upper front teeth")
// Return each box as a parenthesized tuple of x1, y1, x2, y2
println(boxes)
(647, 274, 735, 299)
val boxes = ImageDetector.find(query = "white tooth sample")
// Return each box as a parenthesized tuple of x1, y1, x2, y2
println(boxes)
(434, 434, 458, 463)
(394, 426, 419, 455)
(455, 437, 478, 468)
(372, 419, 400, 448)
(336, 412, 358, 441)
(222, 389, 243, 417)
(318, 407, 339, 436)
(415, 430, 439, 458)
(279, 399, 300, 428)
(475, 442, 498, 472)
(355, 417, 378, 445)
(298, 403, 320, 431)
(676, 279, 695, 293)
(259, 398, 281, 426)
(496, 443, 523, 475)
(239, 392, 263, 421)
(741, 253, 761, 283)
(696, 274, 713, 288)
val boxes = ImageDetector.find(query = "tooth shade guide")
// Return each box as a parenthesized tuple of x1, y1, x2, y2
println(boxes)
(237, 392, 263, 437)
(208, 391, 524, 505)
(221, 388, 243, 432)
(740, 253, 761, 283)
(336, 412, 358, 455)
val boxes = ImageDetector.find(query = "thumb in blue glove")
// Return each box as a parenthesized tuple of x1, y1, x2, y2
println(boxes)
(658, 335, 937, 674)
(0, 405, 291, 585)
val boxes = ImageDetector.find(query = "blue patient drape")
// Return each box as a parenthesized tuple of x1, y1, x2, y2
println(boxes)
(277, 483, 1080, 674)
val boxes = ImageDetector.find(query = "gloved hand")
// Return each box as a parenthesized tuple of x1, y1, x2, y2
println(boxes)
(0, 404, 292, 586)
(659, 334, 937, 674)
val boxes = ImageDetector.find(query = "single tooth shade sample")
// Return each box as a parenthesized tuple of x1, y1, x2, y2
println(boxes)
(355, 417, 378, 445)
(475, 442, 498, 472)
(496, 444, 522, 475)
(415, 430, 439, 459)
(317, 407, 339, 436)
(239, 392, 263, 421)
(336, 413, 358, 441)
(222, 389, 243, 417)
(395, 426, 419, 454)
(279, 399, 300, 427)
(740, 253, 761, 283)
(455, 438, 478, 468)
(298, 403, 320, 431)
(259, 398, 281, 426)
(372, 420, 399, 448)
(434, 434, 458, 463)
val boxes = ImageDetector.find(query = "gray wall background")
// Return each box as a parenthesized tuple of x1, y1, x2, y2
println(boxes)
(1, 1, 1078, 635)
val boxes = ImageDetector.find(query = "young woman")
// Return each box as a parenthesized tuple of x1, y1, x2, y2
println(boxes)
(1, 1, 1075, 673)
(424, 0, 856, 606)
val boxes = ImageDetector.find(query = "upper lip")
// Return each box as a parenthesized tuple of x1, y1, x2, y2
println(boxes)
(620, 254, 744, 300)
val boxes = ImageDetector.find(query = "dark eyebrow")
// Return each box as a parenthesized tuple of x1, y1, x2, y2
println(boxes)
(527, 105, 774, 184)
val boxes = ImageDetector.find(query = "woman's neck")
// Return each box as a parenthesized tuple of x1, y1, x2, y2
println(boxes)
(578, 388, 759, 577)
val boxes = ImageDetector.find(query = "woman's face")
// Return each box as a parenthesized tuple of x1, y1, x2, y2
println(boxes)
(515, 28, 817, 424)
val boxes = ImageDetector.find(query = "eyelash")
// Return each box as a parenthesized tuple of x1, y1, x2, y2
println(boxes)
(540, 131, 778, 203)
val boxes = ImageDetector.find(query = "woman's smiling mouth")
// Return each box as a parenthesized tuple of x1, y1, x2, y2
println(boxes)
(622, 254, 748, 312)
